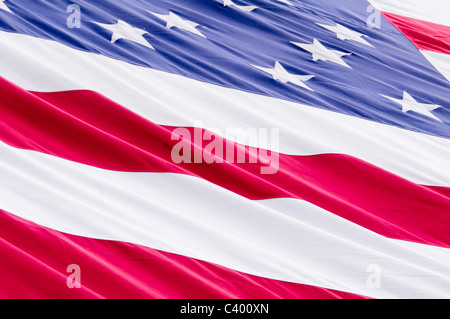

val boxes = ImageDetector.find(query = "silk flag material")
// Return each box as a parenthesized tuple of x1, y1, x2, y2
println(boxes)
(0, 0, 450, 299)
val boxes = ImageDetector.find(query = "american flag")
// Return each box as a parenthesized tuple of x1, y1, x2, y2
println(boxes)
(0, 0, 450, 299)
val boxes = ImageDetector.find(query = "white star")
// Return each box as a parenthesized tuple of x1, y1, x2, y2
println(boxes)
(381, 91, 443, 122)
(316, 22, 373, 47)
(0, 0, 12, 13)
(148, 11, 206, 38)
(95, 20, 154, 50)
(252, 61, 314, 91)
(291, 38, 352, 69)
(223, 0, 257, 12)
(276, 0, 293, 5)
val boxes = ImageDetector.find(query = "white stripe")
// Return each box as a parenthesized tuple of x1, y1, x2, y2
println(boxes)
(1, 32, 450, 186)
(369, 0, 450, 27)
(421, 50, 450, 82)
(1, 141, 450, 299)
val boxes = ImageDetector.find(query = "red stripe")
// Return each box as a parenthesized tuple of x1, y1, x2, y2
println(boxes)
(2, 77, 450, 248)
(0, 209, 367, 299)
(428, 185, 450, 198)
(382, 11, 450, 55)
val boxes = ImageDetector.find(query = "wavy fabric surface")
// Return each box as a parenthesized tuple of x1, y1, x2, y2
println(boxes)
(1, 0, 450, 299)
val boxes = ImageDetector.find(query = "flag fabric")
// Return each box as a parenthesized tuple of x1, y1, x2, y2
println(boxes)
(0, 0, 450, 299)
